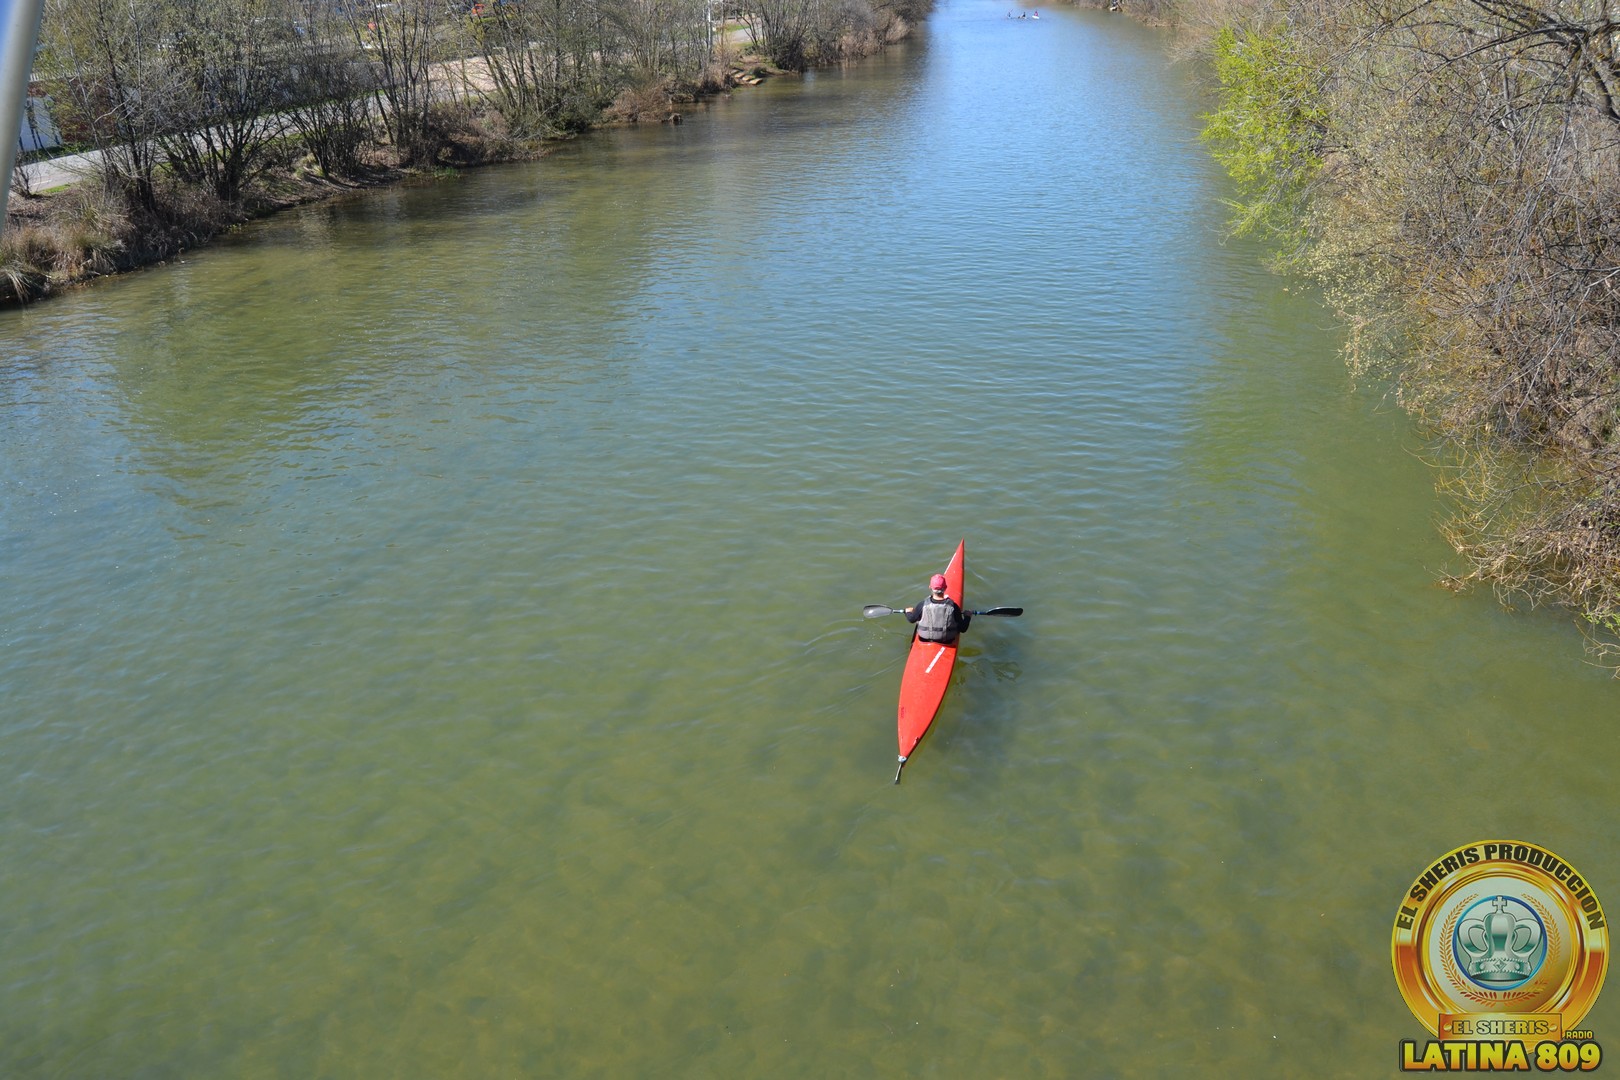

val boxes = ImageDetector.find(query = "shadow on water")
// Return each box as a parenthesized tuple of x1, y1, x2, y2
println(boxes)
(936, 643, 1024, 783)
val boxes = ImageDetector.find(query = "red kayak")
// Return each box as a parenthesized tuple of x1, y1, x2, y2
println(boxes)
(895, 540, 965, 782)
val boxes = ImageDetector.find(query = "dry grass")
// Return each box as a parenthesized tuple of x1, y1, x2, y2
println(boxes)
(1, 184, 126, 302)
(605, 78, 682, 124)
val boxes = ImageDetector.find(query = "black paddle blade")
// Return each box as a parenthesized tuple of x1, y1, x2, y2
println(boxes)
(970, 606, 1024, 617)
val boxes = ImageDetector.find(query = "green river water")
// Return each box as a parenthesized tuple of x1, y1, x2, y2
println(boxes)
(3, 2, 1618, 1076)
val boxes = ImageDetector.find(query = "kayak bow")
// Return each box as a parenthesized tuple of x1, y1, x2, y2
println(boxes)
(894, 539, 965, 783)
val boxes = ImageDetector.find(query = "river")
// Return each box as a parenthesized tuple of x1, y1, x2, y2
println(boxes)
(3, 2, 1617, 1076)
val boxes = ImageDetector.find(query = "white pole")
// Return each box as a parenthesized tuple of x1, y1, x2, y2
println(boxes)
(0, 0, 47, 237)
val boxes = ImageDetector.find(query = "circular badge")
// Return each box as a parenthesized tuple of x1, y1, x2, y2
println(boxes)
(1393, 841, 1608, 1040)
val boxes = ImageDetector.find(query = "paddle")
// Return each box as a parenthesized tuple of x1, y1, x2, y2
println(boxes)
(862, 605, 1024, 618)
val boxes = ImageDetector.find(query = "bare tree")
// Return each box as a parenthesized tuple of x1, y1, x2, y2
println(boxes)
(341, 0, 440, 157)
(284, 0, 379, 176)
(453, 0, 598, 136)
(41, 0, 169, 210)
(149, 0, 303, 203)
(11, 157, 33, 200)
(605, 0, 710, 80)
(751, 0, 815, 68)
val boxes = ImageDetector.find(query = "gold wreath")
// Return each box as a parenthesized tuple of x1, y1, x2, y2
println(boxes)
(1523, 894, 1562, 995)
(1439, 894, 1475, 998)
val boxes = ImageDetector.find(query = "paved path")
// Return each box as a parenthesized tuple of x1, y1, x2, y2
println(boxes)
(14, 147, 100, 193)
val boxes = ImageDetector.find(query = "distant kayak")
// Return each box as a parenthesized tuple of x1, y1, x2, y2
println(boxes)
(895, 540, 965, 781)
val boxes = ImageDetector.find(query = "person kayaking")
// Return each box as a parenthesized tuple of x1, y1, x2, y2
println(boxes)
(905, 574, 972, 644)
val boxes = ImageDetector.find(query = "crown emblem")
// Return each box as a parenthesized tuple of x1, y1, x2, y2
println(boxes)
(1454, 896, 1546, 989)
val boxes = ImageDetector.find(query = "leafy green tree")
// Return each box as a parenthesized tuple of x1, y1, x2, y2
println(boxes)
(1199, 23, 1327, 248)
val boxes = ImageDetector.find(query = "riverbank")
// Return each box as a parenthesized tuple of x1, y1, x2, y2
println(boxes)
(1058, 0, 1176, 27)
(1189, 0, 1620, 653)
(0, 43, 837, 309)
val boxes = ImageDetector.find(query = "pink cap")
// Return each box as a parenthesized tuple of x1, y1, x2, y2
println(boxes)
(930, 574, 948, 591)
